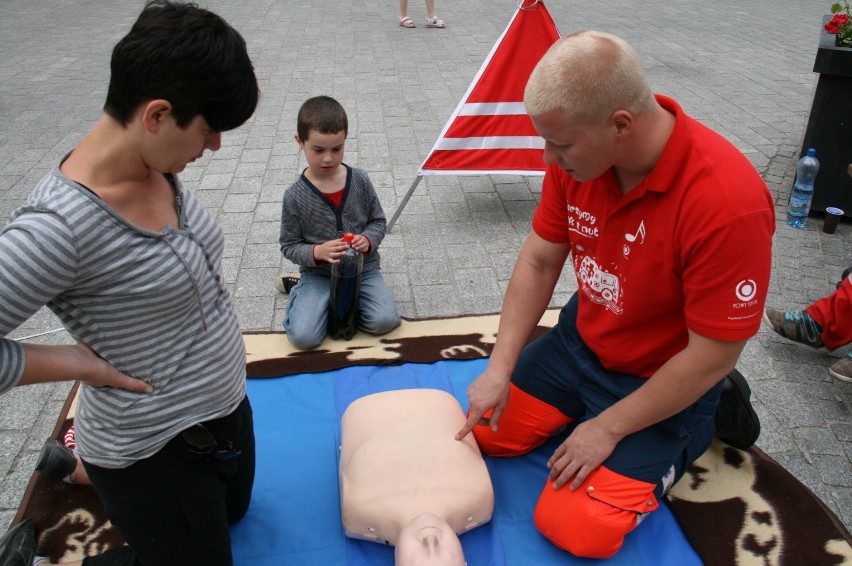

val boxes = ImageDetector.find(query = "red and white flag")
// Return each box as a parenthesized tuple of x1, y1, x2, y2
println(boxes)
(419, 0, 561, 175)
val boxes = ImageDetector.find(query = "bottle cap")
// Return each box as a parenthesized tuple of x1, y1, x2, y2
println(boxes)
(343, 232, 354, 243)
(807, 148, 817, 156)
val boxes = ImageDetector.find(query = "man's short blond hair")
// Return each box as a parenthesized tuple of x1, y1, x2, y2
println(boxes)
(524, 30, 654, 126)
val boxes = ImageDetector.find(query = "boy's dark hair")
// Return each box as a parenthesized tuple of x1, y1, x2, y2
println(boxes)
(104, 0, 259, 132)
(297, 96, 348, 141)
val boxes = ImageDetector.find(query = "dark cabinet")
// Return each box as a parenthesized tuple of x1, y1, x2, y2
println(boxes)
(801, 17, 852, 218)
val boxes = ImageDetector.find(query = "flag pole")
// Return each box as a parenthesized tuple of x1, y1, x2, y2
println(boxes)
(387, 175, 423, 232)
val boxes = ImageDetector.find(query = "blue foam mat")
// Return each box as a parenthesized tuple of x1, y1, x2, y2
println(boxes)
(231, 359, 700, 565)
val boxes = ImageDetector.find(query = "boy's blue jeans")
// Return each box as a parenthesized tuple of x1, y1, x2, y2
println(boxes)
(283, 269, 401, 350)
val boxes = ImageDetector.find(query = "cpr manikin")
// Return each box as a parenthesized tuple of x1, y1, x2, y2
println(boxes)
(339, 389, 494, 566)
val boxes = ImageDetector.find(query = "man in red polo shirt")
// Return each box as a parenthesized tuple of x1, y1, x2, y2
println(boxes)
(456, 30, 774, 559)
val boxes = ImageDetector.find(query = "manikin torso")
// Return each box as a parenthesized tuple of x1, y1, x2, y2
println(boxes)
(339, 388, 494, 553)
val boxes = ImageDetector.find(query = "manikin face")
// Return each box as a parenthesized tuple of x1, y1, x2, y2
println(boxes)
(395, 513, 465, 566)
(296, 128, 346, 181)
(531, 107, 616, 182)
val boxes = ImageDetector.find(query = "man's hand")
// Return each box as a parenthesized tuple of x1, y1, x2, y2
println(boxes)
(455, 368, 511, 440)
(546, 418, 620, 490)
(313, 237, 350, 264)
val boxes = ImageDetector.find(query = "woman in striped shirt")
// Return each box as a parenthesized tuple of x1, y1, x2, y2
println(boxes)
(0, 2, 260, 565)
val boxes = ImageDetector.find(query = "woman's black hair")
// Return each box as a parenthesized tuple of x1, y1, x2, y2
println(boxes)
(104, 0, 259, 132)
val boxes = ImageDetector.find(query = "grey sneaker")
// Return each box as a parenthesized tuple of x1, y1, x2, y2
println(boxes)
(763, 308, 825, 349)
(829, 352, 852, 383)
(276, 273, 300, 294)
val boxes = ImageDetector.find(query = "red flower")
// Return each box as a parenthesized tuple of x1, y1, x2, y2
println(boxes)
(826, 13, 850, 33)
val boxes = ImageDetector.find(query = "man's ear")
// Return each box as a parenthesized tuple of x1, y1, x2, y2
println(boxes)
(611, 110, 633, 138)
(141, 100, 173, 133)
(294, 134, 304, 148)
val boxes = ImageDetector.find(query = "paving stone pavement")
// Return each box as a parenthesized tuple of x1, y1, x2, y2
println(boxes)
(2, 0, 851, 544)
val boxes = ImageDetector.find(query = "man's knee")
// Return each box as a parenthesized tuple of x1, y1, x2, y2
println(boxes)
(533, 466, 658, 559)
(472, 384, 572, 457)
(472, 420, 532, 457)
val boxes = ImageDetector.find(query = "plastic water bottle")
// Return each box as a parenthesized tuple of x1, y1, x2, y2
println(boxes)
(786, 148, 820, 228)
(328, 233, 363, 340)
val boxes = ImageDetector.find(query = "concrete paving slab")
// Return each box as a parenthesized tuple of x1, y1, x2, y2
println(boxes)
(1, 0, 850, 546)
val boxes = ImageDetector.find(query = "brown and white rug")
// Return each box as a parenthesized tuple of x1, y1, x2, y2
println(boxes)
(13, 311, 852, 565)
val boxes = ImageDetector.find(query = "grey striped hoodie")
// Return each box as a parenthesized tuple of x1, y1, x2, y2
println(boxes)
(0, 162, 246, 468)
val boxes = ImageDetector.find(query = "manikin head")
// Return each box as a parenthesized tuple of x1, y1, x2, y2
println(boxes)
(394, 512, 465, 566)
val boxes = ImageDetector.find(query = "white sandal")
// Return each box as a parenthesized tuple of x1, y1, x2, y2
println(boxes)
(425, 16, 446, 28)
(399, 16, 416, 28)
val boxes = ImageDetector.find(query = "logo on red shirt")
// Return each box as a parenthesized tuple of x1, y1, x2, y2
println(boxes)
(735, 279, 757, 302)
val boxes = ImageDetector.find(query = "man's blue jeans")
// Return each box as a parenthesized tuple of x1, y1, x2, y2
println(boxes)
(283, 269, 401, 350)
